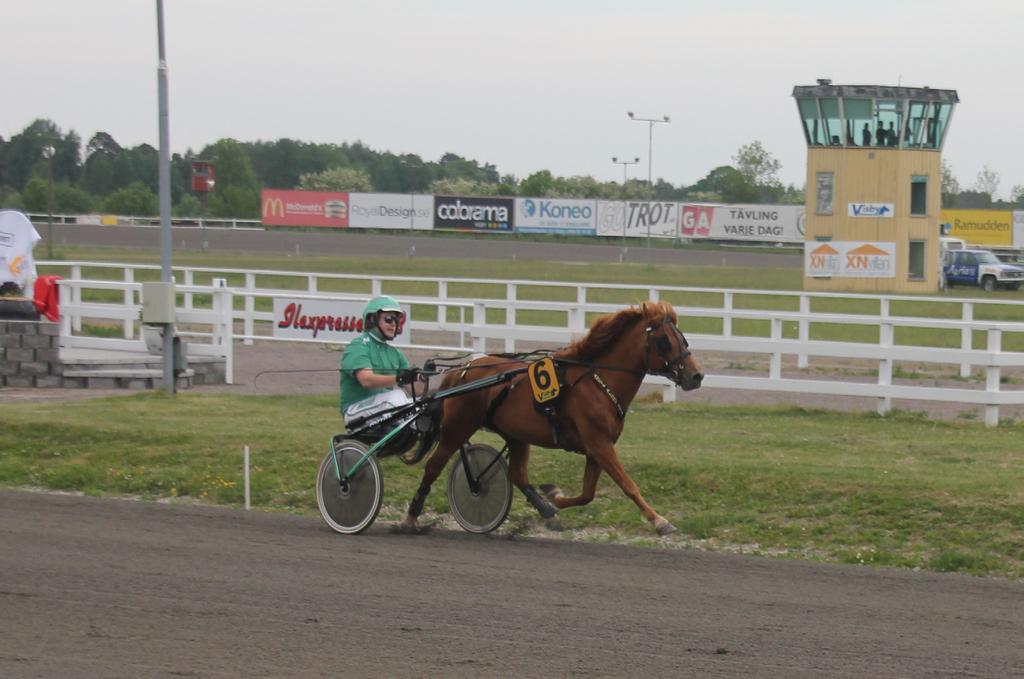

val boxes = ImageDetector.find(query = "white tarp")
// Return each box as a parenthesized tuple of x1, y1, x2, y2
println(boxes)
(596, 201, 678, 239)
(0, 210, 40, 288)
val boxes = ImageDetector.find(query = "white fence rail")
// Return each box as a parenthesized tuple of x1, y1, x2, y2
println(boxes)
(45, 261, 1024, 426)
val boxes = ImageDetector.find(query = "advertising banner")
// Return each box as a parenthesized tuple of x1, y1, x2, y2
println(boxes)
(711, 205, 804, 242)
(847, 203, 894, 218)
(261, 189, 349, 228)
(514, 198, 596, 235)
(805, 241, 896, 278)
(941, 209, 1013, 247)
(434, 196, 513, 231)
(272, 298, 410, 343)
(596, 201, 678, 239)
(1015, 211, 1024, 249)
(349, 193, 433, 230)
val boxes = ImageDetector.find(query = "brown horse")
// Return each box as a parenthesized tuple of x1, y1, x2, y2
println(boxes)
(402, 300, 703, 535)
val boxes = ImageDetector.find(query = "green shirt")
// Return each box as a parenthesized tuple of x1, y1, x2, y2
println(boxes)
(339, 331, 409, 412)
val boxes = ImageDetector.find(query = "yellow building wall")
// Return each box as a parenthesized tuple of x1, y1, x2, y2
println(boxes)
(803, 148, 942, 293)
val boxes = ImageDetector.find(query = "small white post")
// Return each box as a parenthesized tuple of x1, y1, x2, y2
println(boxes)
(243, 445, 251, 510)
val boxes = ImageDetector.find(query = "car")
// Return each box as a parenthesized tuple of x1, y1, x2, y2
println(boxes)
(943, 248, 1024, 291)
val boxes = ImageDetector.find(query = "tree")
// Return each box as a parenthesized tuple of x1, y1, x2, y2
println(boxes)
(690, 165, 758, 203)
(173, 194, 202, 217)
(941, 158, 960, 208)
(298, 167, 373, 192)
(732, 141, 782, 190)
(1010, 184, 1024, 208)
(102, 181, 158, 215)
(518, 170, 555, 198)
(203, 139, 260, 218)
(973, 164, 1000, 200)
(428, 177, 501, 196)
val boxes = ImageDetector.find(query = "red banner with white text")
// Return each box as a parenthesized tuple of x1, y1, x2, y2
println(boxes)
(261, 189, 349, 227)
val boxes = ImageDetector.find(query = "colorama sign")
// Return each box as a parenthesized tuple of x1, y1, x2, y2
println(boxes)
(434, 196, 512, 231)
(261, 189, 349, 228)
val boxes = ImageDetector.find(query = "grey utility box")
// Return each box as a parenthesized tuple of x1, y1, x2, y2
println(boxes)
(142, 282, 176, 324)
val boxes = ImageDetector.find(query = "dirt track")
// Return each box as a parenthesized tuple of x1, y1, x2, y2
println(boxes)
(2, 489, 1022, 678)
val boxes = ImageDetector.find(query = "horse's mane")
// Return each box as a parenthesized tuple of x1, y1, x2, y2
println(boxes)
(558, 300, 677, 362)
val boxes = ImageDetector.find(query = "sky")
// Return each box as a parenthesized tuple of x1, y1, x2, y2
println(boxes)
(4, 0, 1022, 197)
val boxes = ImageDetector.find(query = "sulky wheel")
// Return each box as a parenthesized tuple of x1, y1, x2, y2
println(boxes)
(316, 439, 383, 535)
(447, 443, 512, 534)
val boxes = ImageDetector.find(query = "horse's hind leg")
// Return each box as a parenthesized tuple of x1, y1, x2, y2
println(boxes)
(588, 443, 677, 536)
(507, 441, 558, 524)
(542, 456, 602, 509)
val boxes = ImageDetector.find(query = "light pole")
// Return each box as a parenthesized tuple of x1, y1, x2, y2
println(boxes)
(627, 111, 670, 266)
(612, 156, 639, 243)
(611, 156, 640, 191)
(400, 159, 423, 231)
(42, 145, 55, 259)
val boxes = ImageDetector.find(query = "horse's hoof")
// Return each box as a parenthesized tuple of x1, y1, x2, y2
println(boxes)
(656, 520, 678, 537)
(391, 520, 433, 535)
(539, 484, 562, 501)
(544, 516, 564, 531)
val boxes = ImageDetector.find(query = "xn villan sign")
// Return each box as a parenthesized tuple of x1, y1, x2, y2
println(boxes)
(805, 241, 895, 278)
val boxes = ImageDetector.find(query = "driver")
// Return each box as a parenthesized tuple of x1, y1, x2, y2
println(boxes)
(340, 295, 415, 429)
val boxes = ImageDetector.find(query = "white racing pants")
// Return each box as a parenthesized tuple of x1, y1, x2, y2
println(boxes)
(343, 388, 413, 429)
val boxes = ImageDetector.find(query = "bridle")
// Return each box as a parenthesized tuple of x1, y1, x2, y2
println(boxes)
(645, 318, 693, 385)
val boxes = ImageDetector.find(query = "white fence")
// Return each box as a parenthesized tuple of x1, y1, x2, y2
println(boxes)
(45, 261, 1024, 427)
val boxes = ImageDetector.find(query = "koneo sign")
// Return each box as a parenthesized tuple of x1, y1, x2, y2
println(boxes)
(515, 198, 596, 235)
(434, 196, 513, 231)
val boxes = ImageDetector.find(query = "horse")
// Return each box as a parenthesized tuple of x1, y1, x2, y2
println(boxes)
(402, 300, 703, 536)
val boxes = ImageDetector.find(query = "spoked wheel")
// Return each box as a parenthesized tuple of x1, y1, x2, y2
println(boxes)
(316, 439, 383, 534)
(447, 443, 512, 534)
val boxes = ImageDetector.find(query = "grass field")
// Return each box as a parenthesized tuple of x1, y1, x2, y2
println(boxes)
(1, 392, 1021, 578)
(7, 241, 1023, 579)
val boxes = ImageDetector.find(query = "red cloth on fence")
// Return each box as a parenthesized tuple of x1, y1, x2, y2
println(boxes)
(33, 275, 61, 322)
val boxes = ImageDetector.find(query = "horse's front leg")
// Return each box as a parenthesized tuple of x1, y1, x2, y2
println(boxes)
(507, 440, 559, 527)
(400, 438, 459, 531)
(587, 442, 677, 536)
(541, 455, 602, 509)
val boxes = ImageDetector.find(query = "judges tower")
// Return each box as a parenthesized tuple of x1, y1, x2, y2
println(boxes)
(794, 80, 958, 292)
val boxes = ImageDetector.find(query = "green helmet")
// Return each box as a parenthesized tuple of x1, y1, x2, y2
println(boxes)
(362, 295, 406, 336)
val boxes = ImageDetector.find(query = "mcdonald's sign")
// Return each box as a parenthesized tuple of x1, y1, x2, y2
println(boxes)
(260, 189, 349, 228)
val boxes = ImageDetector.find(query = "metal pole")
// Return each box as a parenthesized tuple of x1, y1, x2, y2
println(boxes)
(647, 121, 653, 266)
(156, 0, 175, 393)
(627, 112, 670, 268)
(46, 150, 54, 259)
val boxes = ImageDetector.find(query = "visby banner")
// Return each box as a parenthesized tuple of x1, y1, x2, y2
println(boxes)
(261, 189, 349, 228)
(434, 196, 512, 231)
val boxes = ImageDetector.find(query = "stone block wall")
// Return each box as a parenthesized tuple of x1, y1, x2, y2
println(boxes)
(0, 320, 63, 387)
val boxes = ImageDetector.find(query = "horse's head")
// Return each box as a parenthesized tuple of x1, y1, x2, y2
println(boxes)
(641, 302, 704, 391)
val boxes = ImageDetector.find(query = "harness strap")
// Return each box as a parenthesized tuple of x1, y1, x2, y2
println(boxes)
(484, 382, 514, 438)
(592, 372, 626, 419)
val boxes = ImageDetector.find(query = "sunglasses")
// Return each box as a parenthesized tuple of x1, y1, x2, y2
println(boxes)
(380, 314, 400, 325)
